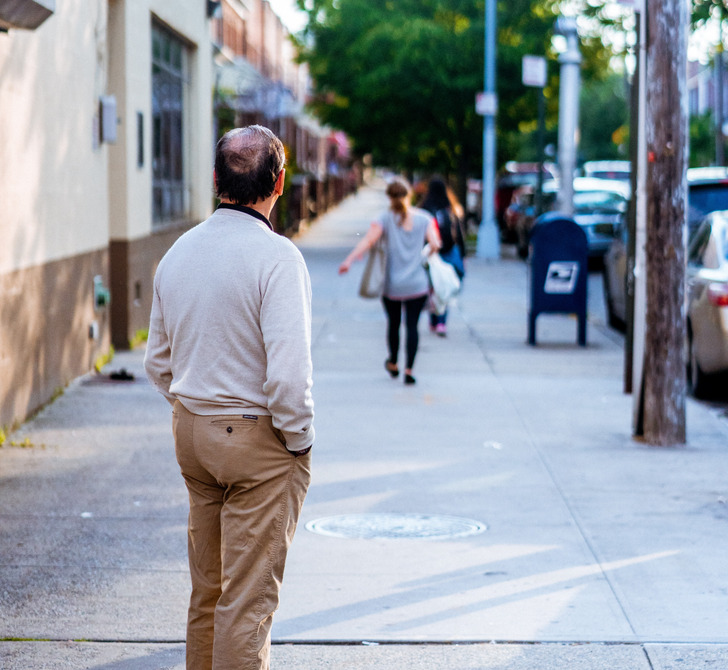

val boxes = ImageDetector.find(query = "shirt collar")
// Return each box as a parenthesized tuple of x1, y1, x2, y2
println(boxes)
(217, 203, 273, 231)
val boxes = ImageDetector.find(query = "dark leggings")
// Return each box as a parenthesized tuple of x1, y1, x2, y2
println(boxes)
(382, 294, 428, 370)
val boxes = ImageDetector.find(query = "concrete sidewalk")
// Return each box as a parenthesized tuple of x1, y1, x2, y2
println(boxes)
(1, 182, 728, 669)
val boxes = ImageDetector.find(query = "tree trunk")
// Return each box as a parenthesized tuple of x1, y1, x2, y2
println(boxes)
(643, 0, 688, 445)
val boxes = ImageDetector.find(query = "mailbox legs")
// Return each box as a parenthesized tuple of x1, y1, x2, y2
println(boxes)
(528, 309, 588, 347)
(578, 312, 587, 347)
(528, 311, 537, 346)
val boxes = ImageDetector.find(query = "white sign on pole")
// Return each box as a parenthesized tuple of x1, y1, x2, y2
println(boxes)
(614, 0, 645, 11)
(475, 91, 498, 116)
(522, 55, 547, 88)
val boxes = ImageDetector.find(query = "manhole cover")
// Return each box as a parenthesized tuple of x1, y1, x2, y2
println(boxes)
(305, 513, 487, 540)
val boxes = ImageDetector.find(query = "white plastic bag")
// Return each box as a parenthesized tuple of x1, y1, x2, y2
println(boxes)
(423, 247, 460, 315)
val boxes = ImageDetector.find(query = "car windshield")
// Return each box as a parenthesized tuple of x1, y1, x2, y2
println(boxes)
(688, 183, 728, 226)
(688, 218, 728, 267)
(499, 173, 539, 188)
(573, 190, 626, 214)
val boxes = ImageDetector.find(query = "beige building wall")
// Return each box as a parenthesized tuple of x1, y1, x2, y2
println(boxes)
(0, 2, 113, 429)
(0, 0, 214, 430)
(0, 2, 111, 275)
(107, 0, 214, 349)
(108, 0, 213, 241)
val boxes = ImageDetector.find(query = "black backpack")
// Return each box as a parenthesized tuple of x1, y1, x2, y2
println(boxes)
(435, 209, 456, 253)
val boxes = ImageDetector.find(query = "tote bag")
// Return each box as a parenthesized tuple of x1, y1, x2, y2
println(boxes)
(358, 240, 387, 299)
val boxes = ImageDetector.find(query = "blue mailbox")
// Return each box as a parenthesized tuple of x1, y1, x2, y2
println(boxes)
(528, 212, 588, 346)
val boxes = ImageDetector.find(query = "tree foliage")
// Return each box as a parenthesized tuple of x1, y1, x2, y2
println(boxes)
(579, 72, 629, 161)
(294, 0, 622, 183)
(585, 0, 724, 41)
(691, 0, 727, 28)
(296, 0, 487, 182)
(690, 111, 717, 167)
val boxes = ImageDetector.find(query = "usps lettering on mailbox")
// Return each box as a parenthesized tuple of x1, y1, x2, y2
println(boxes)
(543, 261, 579, 295)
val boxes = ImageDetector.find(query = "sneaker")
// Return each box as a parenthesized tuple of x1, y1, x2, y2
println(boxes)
(435, 323, 447, 337)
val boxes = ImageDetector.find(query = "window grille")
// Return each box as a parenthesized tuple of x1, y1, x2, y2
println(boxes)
(152, 23, 190, 226)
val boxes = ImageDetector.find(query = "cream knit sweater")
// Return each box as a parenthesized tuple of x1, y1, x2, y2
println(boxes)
(144, 207, 314, 452)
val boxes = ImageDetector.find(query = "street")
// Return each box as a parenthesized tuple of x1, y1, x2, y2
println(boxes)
(1, 181, 728, 669)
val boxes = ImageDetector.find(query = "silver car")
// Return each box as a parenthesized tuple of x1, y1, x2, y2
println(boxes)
(603, 168, 728, 331)
(582, 160, 631, 182)
(687, 211, 728, 397)
(514, 177, 629, 259)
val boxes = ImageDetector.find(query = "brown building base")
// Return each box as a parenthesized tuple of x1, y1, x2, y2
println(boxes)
(110, 224, 194, 351)
(0, 249, 110, 430)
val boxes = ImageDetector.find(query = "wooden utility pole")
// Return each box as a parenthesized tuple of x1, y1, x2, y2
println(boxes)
(641, 0, 688, 445)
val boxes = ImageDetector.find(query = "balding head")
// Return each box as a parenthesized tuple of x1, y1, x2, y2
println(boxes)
(214, 125, 286, 205)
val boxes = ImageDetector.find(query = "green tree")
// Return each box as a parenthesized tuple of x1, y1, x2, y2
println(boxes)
(579, 72, 629, 161)
(295, 0, 618, 191)
(495, 0, 559, 167)
(586, 0, 725, 166)
(690, 111, 717, 167)
(691, 0, 726, 27)
(296, 0, 489, 191)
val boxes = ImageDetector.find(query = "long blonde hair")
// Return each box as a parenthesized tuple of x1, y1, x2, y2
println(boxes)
(386, 177, 410, 225)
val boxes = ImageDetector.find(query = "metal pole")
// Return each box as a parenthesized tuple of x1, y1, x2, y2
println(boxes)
(536, 88, 545, 217)
(555, 17, 581, 216)
(476, 0, 500, 259)
(717, 12, 725, 166)
(624, 8, 640, 396)
(616, 0, 651, 437)
(632, 0, 648, 435)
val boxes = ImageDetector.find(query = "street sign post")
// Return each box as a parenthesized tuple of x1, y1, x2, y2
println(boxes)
(522, 55, 547, 216)
(476, 0, 500, 260)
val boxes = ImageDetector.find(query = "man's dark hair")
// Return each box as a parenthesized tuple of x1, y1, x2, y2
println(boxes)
(214, 125, 286, 205)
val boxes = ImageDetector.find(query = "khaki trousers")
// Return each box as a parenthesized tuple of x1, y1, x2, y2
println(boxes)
(172, 402, 311, 670)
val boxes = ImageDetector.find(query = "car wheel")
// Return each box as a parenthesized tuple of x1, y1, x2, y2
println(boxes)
(602, 267, 625, 331)
(688, 330, 710, 399)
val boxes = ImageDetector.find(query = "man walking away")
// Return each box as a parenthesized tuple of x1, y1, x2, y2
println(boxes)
(144, 125, 314, 670)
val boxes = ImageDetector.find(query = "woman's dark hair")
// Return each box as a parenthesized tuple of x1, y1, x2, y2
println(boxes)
(214, 125, 286, 205)
(420, 177, 451, 215)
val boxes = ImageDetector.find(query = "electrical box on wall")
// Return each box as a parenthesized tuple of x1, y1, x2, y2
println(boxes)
(93, 275, 110, 310)
(136, 112, 144, 167)
(99, 95, 117, 144)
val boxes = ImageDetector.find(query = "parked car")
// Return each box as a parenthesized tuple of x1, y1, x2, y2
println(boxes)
(511, 177, 629, 259)
(602, 215, 629, 331)
(494, 161, 556, 241)
(582, 160, 631, 182)
(686, 211, 728, 397)
(687, 166, 728, 232)
(602, 167, 728, 331)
